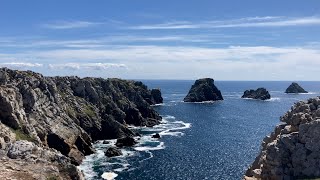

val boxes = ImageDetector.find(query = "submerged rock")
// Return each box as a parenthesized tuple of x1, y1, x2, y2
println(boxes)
(183, 78, 223, 102)
(241, 88, 271, 100)
(105, 147, 122, 157)
(245, 97, 320, 179)
(285, 82, 308, 94)
(115, 136, 137, 147)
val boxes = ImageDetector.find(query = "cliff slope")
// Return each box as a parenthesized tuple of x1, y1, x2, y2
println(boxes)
(245, 97, 320, 179)
(0, 68, 162, 179)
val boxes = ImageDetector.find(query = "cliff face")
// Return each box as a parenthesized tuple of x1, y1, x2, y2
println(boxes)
(0, 68, 162, 179)
(183, 78, 223, 102)
(245, 97, 320, 179)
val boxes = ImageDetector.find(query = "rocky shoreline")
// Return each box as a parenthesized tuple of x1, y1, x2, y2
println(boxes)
(245, 97, 320, 179)
(0, 68, 162, 179)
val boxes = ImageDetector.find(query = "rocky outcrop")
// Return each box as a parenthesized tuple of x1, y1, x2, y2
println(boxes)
(183, 78, 223, 102)
(151, 89, 163, 104)
(105, 147, 122, 157)
(152, 133, 161, 139)
(115, 136, 137, 147)
(0, 68, 162, 178)
(241, 88, 271, 100)
(285, 82, 308, 94)
(245, 97, 320, 179)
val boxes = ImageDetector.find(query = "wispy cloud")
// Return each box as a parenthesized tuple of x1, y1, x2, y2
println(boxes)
(48, 63, 127, 70)
(0, 62, 43, 68)
(43, 20, 103, 29)
(129, 16, 320, 30)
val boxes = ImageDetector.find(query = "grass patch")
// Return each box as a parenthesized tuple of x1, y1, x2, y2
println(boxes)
(46, 175, 59, 180)
(84, 105, 96, 118)
(11, 128, 36, 142)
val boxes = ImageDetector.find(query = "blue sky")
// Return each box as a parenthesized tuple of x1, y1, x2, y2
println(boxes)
(0, 0, 320, 80)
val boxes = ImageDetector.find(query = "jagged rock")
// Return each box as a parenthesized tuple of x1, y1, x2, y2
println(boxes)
(151, 89, 163, 104)
(102, 140, 110, 144)
(152, 133, 161, 139)
(115, 136, 137, 147)
(7, 140, 36, 159)
(105, 147, 122, 157)
(241, 88, 271, 100)
(245, 97, 320, 179)
(183, 78, 223, 102)
(0, 68, 163, 178)
(285, 82, 308, 94)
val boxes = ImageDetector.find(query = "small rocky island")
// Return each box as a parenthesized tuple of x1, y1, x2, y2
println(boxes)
(245, 97, 320, 179)
(241, 88, 271, 100)
(285, 82, 308, 94)
(183, 78, 223, 102)
(0, 68, 162, 179)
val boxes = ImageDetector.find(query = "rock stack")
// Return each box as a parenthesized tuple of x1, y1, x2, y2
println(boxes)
(241, 88, 271, 100)
(183, 78, 223, 102)
(285, 82, 308, 94)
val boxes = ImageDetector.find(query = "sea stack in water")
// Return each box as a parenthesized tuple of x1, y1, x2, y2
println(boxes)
(241, 88, 271, 100)
(151, 89, 163, 104)
(183, 78, 223, 102)
(285, 82, 308, 94)
(245, 97, 320, 179)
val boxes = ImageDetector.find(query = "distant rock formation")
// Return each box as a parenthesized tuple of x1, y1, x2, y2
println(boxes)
(241, 88, 271, 100)
(151, 89, 163, 104)
(285, 82, 308, 94)
(115, 136, 137, 147)
(183, 78, 223, 102)
(0, 68, 162, 179)
(152, 133, 161, 139)
(245, 97, 320, 179)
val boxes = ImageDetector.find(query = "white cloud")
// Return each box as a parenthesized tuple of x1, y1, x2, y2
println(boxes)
(0, 62, 43, 68)
(43, 20, 102, 29)
(48, 63, 127, 70)
(130, 16, 320, 30)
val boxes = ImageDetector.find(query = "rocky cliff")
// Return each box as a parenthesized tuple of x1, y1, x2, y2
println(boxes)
(245, 97, 320, 179)
(0, 68, 162, 179)
(183, 78, 223, 102)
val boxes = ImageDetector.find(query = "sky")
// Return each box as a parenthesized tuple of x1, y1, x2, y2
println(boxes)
(0, 0, 320, 80)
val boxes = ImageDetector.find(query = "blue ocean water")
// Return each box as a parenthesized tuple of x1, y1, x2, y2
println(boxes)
(79, 81, 320, 180)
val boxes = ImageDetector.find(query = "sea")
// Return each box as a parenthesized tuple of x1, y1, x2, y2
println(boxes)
(78, 81, 320, 180)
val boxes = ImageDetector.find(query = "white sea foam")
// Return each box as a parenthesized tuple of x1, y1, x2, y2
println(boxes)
(101, 172, 118, 180)
(266, 97, 281, 102)
(79, 114, 191, 180)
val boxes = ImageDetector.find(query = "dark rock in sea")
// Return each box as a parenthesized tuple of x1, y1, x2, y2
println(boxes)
(244, 97, 320, 179)
(241, 88, 271, 100)
(151, 89, 163, 104)
(102, 140, 110, 144)
(183, 78, 223, 102)
(152, 133, 161, 139)
(285, 82, 308, 93)
(105, 147, 122, 157)
(115, 136, 137, 147)
(0, 67, 162, 178)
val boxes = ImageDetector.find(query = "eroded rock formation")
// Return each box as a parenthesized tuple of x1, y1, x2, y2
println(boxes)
(183, 78, 223, 102)
(242, 88, 271, 100)
(0, 68, 162, 179)
(285, 82, 308, 94)
(245, 97, 320, 179)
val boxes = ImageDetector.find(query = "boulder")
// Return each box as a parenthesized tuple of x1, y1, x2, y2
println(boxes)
(115, 136, 137, 147)
(105, 147, 122, 157)
(241, 88, 271, 100)
(285, 82, 308, 94)
(152, 133, 161, 139)
(183, 78, 223, 102)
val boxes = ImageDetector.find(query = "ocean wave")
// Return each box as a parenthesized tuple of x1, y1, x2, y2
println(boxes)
(183, 100, 223, 104)
(78, 115, 191, 180)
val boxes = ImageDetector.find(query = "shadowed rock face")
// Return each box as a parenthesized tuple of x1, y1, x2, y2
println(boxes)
(183, 78, 223, 102)
(285, 82, 308, 94)
(241, 88, 271, 100)
(0, 68, 162, 178)
(245, 97, 320, 179)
